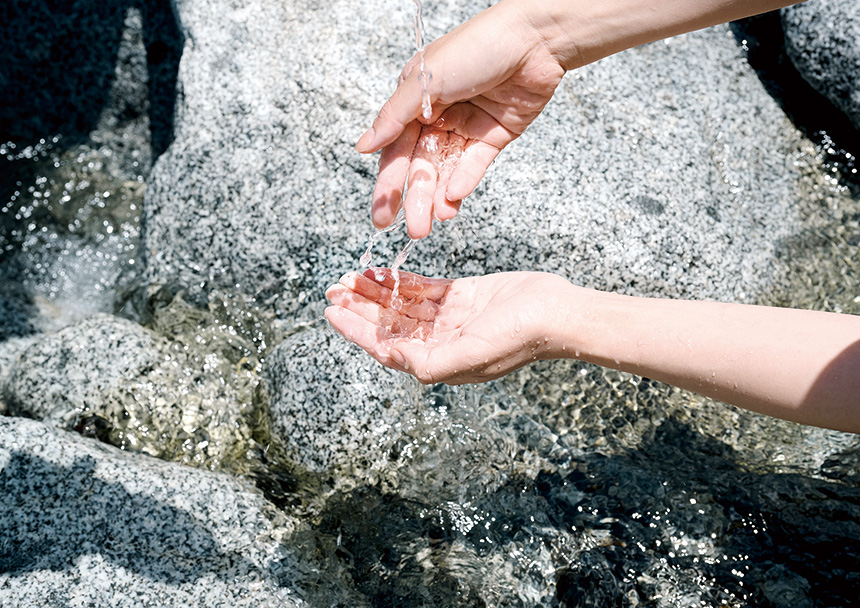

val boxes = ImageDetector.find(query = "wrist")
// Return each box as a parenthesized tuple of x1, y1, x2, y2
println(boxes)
(531, 277, 599, 361)
(515, 0, 670, 71)
(506, 0, 586, 71)
(541, 282, 637, 365)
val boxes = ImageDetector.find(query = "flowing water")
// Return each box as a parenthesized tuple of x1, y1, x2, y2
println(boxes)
(357, 0, 433, 306)
(414, 0, 433, 120)
(6, 131, 858, 608)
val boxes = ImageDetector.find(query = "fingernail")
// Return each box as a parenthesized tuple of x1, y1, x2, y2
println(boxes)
(356, 127, 376, 152)
(389, 348, 407, 368)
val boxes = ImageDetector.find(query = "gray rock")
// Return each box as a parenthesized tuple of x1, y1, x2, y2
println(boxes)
(265, 323, 420, 483)
(0, 335, 39, 416)
(782, 0, 860, 130)
(143, 0, 818, 316)
(760, 565, 814, 608)
(1, 0, 180, 161)
(144, 0, 849, 492)
(4, 313, 159, 426)
(3, 311, 267, 471)
(0, 416, 307, 608)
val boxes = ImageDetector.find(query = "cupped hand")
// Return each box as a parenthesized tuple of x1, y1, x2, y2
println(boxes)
(325, 268, 575, 384)
(357, 0, 566, 239)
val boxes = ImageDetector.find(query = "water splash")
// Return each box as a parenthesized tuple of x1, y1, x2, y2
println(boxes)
(358, 208, 418, 311)
(390, 237, 419, 310)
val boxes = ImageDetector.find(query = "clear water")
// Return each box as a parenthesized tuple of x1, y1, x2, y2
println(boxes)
(389, 236, 419, 309)
(359, 213, 406, 268)
(356, 0, 431, 307)
(6, 128, 858, 607)
(413, 0, 433, 120)
(359, 216, 418, 311)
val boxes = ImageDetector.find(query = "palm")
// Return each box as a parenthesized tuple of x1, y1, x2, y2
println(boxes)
(326, 269, 567, 384)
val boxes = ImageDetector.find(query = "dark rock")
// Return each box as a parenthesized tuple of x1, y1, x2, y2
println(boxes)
(782, 0, 860, 130)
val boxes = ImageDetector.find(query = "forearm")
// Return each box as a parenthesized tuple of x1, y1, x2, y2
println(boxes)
(510, 0, 802, 70)
(550, 285, 860, 433)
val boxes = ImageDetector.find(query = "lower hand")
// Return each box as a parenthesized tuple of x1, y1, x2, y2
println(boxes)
(325, 268, 574, 384)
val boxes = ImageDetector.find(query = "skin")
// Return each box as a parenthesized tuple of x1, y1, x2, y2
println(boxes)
(326, 270, 860, 434)
(357, 0, 803, 239)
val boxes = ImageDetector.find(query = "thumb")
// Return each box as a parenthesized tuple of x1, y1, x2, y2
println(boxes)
(357, 64, 428, 153)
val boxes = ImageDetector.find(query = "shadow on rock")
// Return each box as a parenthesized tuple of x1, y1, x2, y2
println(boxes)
(731, 12, 860, 194)
(306, 416, 860, 607)
(0, 450, 255, 584)
(0, 266, 40, 339)
(547, 418, 860, 607)
(0, 0, 182, 157)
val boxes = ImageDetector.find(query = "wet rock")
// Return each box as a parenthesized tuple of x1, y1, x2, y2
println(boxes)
(4, 313, 159, 426)
(0, 416, 307, 608)
(3, 311, 265, 470)
(556, 549, 628, 607)
(264, 324, 420, 483)
(265, 323, 533, 496)
(1, 1, 177, 339)
(143, 0, 820, 316)
(759, 565, 814, 608)
(782, 0, 860, 130)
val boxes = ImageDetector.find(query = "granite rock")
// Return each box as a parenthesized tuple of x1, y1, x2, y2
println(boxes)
(143, 0, 818, 316)
(4, 313, 159, 426)
(0, 416, 307, 608)
(782, 0, 860, 130)
(140, 0, 850, 493)
(264, 324, 420, 484)
(3, 311, 266, 470)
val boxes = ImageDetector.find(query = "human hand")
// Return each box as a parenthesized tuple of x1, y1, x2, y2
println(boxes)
(325, 268, 575, 384)
(356, 0, 567, 239)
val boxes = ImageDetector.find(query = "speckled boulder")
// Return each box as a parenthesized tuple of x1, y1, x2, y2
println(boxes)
(0, 416, 309, 608)
(266, 325, 527, 496)
(4, 314, 160, 426)
(3, 312, 264, 470)
(143, 0, 820, 318)
(782, 0, 860, 130)
(265, 325, 420, 483)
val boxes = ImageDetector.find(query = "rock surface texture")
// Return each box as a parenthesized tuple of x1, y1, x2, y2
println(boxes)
(4, 0, 860, 606)
(0, 417, 308, 608)
(2, 311, 266, 470)
(782, 0, 860, 130)
(143, 0, 815, 314)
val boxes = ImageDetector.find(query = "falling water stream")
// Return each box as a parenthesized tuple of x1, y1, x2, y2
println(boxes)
(360, 0, 433, 307)
(414, 0, 433, 120)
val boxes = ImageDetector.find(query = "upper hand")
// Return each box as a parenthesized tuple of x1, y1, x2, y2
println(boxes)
(356, 0, 566, 239)
(325, 268, 574, 384)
